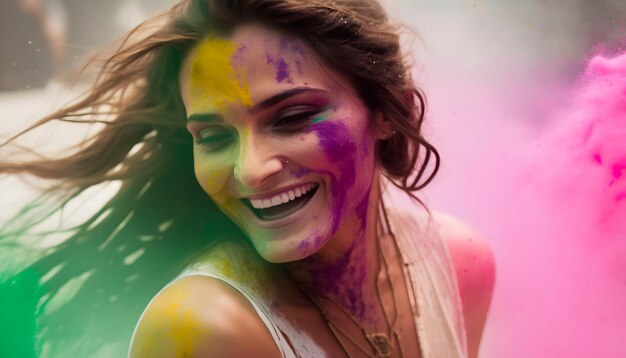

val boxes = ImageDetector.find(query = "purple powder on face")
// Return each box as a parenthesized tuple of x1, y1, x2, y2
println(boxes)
(278, 37, 290, 51)
(314, 234, 323, 247)
(234, 45, 248, 59)
(361, 115, 373, 158)
(276, 58, 292, 83)
(278, 37, 306, 55)
(292, 167, 311, 178)
(298, 236, 311, 253)
(231, 44, 249, 69)
(354, 187, 371, 233)
(278, 38, 305, 74)
(298, 234, 324, 255)
(266, 54, 293, 83)
(305, 120, 357, 234)
(295, 105, 373, 319)
(291, 44, 306, 56)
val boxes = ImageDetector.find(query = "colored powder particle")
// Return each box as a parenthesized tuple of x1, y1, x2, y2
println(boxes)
(233, 44, 248, 60)
(275, 58, 291, 83)
(292, 167, 311, 178)
(189, 38, 253, 112)
(266, 55, 293, 83)
(353, 187, 372, 232)
(297, 234, 326, 255)
(311, 114, 327, 124)
(297, 238, 310, 252)
(306, 235, 367, 316)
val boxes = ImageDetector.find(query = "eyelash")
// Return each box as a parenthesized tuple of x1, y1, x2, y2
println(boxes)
(192, 106, 329, 151)
(274, 107, 327, 129)
(195, 128, 233, 152)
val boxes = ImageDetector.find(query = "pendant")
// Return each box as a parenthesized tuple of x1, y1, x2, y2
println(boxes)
(366, 332, 392, 357)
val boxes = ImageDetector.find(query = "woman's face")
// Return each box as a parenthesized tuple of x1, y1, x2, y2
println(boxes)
(180, 24, 381, 263)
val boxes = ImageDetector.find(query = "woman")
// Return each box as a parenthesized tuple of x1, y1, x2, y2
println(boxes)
(1, 0, 494, 357)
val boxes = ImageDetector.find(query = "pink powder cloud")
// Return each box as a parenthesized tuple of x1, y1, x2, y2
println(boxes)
(419, 46, 626, 357)
(482, 51, 626, 358)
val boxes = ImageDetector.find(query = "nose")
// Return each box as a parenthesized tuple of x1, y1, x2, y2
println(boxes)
(233, 132, 284, 189)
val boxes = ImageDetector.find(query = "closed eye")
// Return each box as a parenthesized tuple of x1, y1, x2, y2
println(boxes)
(274, 105, 329, 130)
(195, 127, 235, 152)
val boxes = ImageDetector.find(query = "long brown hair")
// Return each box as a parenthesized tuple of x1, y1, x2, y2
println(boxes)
(0, 0, 439, 356)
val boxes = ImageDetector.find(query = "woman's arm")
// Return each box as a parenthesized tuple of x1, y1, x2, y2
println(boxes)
(434, 212, 496, 358)
(129, 275, 282, 358)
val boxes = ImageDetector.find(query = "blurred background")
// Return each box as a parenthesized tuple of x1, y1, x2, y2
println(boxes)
(1, 0, 625, 357)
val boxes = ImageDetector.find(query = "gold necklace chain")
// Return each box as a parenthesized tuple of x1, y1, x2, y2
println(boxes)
(321, 248, 396, 357)
(303, 258, 397, 358)
(304, 291, 379, 357)
(301, 194, 408, 358)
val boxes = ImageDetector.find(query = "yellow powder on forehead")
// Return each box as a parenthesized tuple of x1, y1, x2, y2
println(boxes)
(188, 37, 253, 112)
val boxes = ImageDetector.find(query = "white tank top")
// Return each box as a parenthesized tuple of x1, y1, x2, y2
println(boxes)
(130, 180, 467, 357)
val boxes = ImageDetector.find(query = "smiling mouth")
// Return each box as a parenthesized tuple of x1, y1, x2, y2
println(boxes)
(243, 183, 320, 221)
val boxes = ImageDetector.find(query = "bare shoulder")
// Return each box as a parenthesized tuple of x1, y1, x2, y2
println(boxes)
(129, 275, 281, 358)
(431, 212, 495, 279)
(431, 211, 495, 358)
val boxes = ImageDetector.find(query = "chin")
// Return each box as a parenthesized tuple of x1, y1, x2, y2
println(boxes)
(249, 230, 331, 264)
(223, 181, 334, 263)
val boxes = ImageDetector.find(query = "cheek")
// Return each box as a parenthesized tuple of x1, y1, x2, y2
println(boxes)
(193, 148, 232, 196)
(306, 120, 361, 232)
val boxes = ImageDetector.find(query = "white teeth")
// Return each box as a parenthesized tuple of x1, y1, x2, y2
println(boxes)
(248, 183, 317, 209)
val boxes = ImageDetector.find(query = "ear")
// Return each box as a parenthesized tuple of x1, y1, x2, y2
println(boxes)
(372, 111, 393, 140)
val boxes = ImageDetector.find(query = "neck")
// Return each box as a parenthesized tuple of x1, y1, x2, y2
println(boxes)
(283, 175, 383, 323)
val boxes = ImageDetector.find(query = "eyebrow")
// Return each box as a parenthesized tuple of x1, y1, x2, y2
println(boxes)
(186, 87, 328, 123)
(187, 113, 223, 123)
(248, 87, 327, 114)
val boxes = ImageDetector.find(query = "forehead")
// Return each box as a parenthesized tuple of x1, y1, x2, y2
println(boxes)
(179, 24, 352, 113)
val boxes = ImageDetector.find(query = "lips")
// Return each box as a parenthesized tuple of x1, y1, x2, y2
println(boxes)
(242, 183, 320, 221)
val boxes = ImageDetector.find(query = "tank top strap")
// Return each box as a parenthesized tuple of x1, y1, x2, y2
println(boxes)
(129, 239, 297, 358)
(181, 240, 298, 358)
(381, 180, 468, 358)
